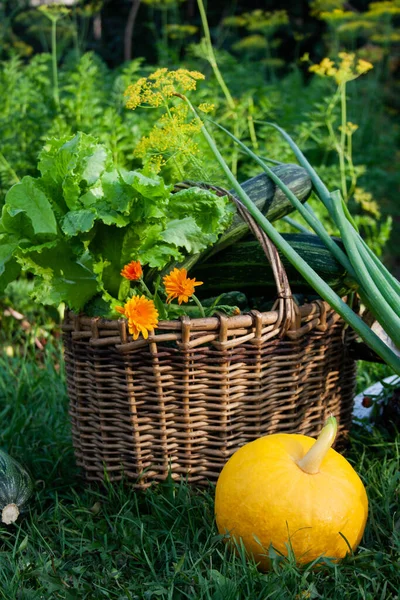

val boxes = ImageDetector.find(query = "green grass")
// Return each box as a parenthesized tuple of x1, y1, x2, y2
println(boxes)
(0, 344, 399, 600)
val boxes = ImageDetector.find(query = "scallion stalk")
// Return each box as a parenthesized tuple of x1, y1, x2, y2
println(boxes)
(179, 102, 400, 372)
(331, 190, 400, 347)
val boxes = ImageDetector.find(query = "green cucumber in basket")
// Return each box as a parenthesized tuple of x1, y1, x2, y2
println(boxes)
(192, 233, 357, 297)
(204, 163, 312, 259)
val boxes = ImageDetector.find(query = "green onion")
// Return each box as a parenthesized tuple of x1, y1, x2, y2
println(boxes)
(179, 97, 400, 372)
(331, 190, 400, 348)
(282, 216, 311, 234)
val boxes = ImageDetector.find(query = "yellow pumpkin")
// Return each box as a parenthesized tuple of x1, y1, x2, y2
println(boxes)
(215, 417, 368, 570)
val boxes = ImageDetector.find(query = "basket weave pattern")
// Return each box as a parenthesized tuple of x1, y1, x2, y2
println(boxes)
(62, 302, 356, 488)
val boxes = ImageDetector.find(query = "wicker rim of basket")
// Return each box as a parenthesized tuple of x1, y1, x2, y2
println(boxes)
(63, 298, 338, 355)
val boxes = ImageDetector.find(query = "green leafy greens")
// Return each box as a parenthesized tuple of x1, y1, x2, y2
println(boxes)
(0, 133, 234, 313)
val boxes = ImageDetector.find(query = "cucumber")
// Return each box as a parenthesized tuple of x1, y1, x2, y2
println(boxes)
(192, 234, 357, 298)
(205, 163, 312, 259)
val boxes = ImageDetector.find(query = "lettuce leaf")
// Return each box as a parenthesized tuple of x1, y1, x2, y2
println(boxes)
(168, 186, 235, 235)
(38, 133, 111, 211)
(0, 133, 234, 311)
(3, 177, 57, 239)
(16, 243, 98, 310)
(0, 234, 21, 292)
(160, 217, 211, 254)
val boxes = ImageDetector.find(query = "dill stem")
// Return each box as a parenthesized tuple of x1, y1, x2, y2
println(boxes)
(51, 18, 60, 109)
(196, 0, 238, 174)
(339, 82, 348, 201)
(196, 0, 235, 110)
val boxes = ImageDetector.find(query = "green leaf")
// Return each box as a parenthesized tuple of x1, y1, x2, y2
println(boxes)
(79, 184, 103, 208)
(17, 243, 98, 310)
(96, 206, 130, 228)
(3, 177, 57, 238)
(117, 278, 131, 301)
(120, 169, 172, 220)
(81, 146, 110, 186)
(89, 224, 126, 297)
(0, 234, 19, 274)
(153, 291, 168, 320)
(62, 209, 96, 237)
(80, 183, 131, 228)
(169, 187, 234, 234)
(1, 206, 35, 239)
(160, 217, 212, 254)
(139, 244, 183, 269)
(38, 136, 79, 184)
(122, 170, 173, 200)
(0, 235, 21, 292)
(18, 239, 60, 255)
(38, 133, 111, 210)
(83, 294, 115, 318)
(101, 170, 136, 213)
(120, 223, 165, 267)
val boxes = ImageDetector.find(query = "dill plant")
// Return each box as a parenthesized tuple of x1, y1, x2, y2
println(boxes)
(124, 67, 216, 181)
(294, 51, 393, 255)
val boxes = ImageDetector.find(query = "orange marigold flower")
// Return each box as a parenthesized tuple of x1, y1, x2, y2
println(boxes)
(121, 260, 143, 281)
(163, 268, 203, 304)
(115, 295, 159, 340)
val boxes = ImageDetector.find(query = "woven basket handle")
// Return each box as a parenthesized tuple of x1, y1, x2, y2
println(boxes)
(178, 181, 298, 333)
(231, 196, 298, 333)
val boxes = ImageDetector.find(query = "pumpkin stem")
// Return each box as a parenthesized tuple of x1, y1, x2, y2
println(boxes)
(2, 503, 20, 525)
(297, 416, 338, 474)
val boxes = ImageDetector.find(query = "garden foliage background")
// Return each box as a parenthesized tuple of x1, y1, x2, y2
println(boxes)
(0, 2, 400, 598)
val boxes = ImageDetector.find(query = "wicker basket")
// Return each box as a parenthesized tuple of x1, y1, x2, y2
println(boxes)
(62, 193, 357, 488)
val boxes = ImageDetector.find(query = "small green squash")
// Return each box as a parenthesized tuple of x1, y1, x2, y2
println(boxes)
(0, 449, 33, 524)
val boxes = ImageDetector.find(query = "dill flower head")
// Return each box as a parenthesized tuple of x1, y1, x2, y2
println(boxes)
(115, 296, 159, 340)
(124, 68, 205, 110)
(224, 10, 288, 31)
(354, 187, 381, 218)
(38, 4, 70, 21)
(133, 103, 202, 173)
(310, 0, 346, 17)
(120, 260, 143, 281)
(366, 1, 400, 18)
(338, 121, 359, 135)
(308, 52, 373, 84)
(163, 268, 203, 304)
(166, 24, 198, 40)
(233, 34, 268, 51)
(124, 68, 206, 175)
(318, 8, 355, 20)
